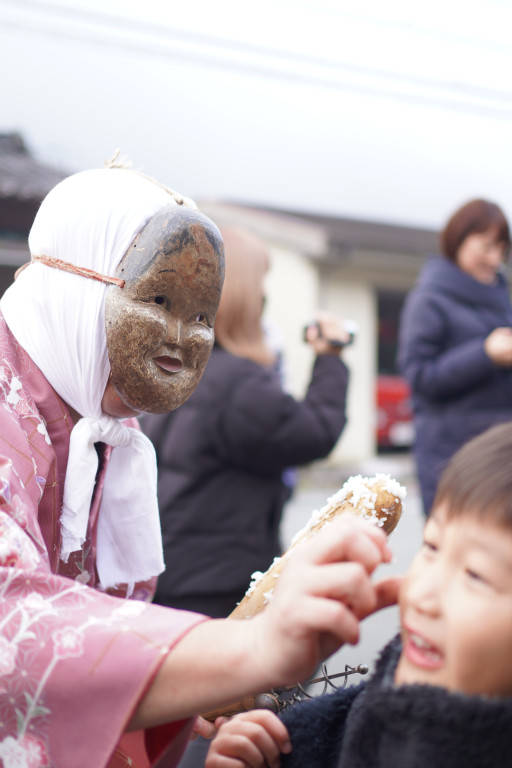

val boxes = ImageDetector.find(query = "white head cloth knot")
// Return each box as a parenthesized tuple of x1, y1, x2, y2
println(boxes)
(0, 167, 196, 592)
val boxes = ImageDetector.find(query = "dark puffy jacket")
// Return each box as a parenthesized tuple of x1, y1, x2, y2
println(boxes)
(398, 256, 512, 514)
(280, 636, 512, 768)
(142, 345, 348, 614)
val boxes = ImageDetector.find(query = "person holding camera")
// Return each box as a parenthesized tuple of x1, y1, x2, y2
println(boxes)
(142, 227, 350, 625)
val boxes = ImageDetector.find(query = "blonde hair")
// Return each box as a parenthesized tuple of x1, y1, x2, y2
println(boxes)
(214, 227, 276, 366)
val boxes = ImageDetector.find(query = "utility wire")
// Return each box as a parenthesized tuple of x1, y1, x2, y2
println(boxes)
(2, 0, 510, 91)
(4, 0, 511, 56)
(1, 0, 512, 120)
(278, 0, 512, 54)
(3, 0, 511, 96)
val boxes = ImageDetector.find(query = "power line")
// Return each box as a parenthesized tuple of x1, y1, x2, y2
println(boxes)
(278, 0, 512, 55)
(5, 0, 512, 57)
(1, 0, 512, 121)
(5, 0, 512, 95)
(2, 0, 510, 99)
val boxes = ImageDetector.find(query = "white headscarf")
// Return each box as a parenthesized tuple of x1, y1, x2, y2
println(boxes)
(0, 167, 194, 593)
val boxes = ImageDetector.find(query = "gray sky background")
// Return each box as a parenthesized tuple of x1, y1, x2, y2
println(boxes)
(1, 0, 512, 230)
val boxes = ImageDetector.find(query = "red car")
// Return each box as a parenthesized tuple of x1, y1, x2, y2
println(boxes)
(376, 375, 415, 449)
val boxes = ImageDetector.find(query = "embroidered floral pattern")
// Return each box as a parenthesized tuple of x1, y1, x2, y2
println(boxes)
(0, 363, 35, 419)
(10, 495, 29, 529)
(0, 636, 16, 676)
(0, 466, 11, 505)
(36, 422, 51, 446)
(0, 511, 40, 570)
(112, 600, 147, 619)
(0, 734, 50, 768)
(19, 592, 57, 615)
(74, 569, 92, 585)
(0, 573, 152, 748)
(5, 376, 22, 407)
(52, 626, 84, 659)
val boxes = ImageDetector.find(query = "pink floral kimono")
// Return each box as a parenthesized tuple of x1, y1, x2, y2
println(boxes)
(0, 313, 205, 768)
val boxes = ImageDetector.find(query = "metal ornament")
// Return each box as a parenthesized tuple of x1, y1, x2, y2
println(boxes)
(202, 662, 369, 721)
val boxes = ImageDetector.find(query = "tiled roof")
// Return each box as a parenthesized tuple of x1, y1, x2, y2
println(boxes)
(255, 204, 439, 257)
(0, 133, 67, 200)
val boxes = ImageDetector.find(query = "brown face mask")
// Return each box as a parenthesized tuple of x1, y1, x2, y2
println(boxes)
(103, 205, 224, 417)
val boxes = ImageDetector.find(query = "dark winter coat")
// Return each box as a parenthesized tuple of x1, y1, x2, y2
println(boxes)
(280, 635, 512, 768)
(397, 256, 512, 514)
(142, 345, 348, 615)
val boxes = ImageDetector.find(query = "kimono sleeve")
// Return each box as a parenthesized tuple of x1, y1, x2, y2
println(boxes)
(0, 457, 206, 768)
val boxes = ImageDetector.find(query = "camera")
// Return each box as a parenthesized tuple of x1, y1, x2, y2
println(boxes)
(303, 319, 358, 348)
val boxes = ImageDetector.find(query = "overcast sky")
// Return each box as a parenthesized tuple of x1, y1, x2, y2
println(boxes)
(1, 0, 512, 230)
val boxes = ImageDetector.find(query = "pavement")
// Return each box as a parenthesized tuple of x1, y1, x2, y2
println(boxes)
(279, 451, 424, 686)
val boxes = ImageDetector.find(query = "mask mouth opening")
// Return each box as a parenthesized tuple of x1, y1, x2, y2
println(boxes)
(153, 355, 183, 373)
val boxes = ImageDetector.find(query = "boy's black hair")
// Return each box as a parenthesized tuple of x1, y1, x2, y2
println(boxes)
(434, 423, 512, 527)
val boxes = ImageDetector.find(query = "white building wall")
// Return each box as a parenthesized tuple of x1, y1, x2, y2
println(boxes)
(319, 273, 377, 463)
(263, 243, 319, 398)
(264, 247, 377, 465)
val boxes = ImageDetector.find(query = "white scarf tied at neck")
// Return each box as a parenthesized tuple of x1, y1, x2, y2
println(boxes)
(62, 416, 160, 592)
(0, 168, 194, 593)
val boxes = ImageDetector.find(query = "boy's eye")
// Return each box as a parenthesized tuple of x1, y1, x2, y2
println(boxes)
(422, 539, 438, 554)
(466, 569, 484, 582)
(465, 567, 492, 588)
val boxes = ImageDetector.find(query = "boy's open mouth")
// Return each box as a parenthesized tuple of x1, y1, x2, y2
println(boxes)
(405, 631, 443, 668)
(154, 356, 183, 373)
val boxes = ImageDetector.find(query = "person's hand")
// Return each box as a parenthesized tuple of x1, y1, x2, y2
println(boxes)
(250, 516, 401, 688)
(484, 327, 512, 368)
(190, 715, 218, 741)
(205, 711, 291, 768)
(129, 519, 400, 729)
(305, 310, 353, 356)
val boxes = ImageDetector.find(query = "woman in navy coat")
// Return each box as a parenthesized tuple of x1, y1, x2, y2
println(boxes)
(398, 199, 512, 514)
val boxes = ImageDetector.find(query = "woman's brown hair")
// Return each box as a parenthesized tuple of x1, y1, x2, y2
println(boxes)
(440, 199, 511, 262)
(434, 423, 512, 529)
(214, 227, 276, 366)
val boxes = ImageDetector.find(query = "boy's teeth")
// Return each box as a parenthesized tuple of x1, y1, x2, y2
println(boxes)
(411, 633, 432, 649)
(410, 633, 442, 661)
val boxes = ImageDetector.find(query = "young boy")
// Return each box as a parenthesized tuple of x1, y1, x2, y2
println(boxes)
(206, 422, 512, 768)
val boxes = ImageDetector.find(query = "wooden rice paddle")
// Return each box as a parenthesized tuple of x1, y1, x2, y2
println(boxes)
(202, 473, 406, 722)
